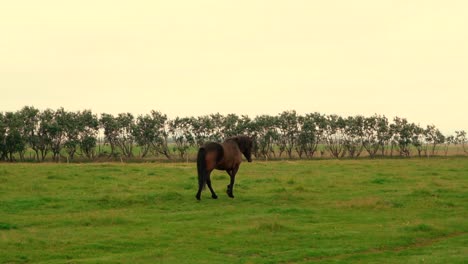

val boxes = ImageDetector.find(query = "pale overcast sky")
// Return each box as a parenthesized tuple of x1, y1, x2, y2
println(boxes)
(1, 1, 467, 134)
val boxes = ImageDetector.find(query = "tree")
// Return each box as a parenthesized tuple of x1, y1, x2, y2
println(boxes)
(411, 124, 445, 157)
(277, 110, 300, 158)
(134, 114, 155, 158)
(252, 115, 279, 160)
(19, 106, 40, 161)
(455, 130, 468, 154)
(63, 111, 80, 160)
(133, 111, 170, 159)
(390, 117, 415, 157)
(78, 110, 99, 160)
(0, 106, 462, 162)
(411, 124, 426, 157)
(49, 108, 68, 162)
(209, 113, 224, 142)
(362, 115, 389, 158)
(324, 115, 347, 159)
(376, 115, 392, 157)
(169, 117, 195, 159)
(2, 112, 27, 162)
(191, 115, 216, 147)
(295, 113, 323, 158)
(35, 109, 54, 161)
(0, 112, 6, 161)
(343, 116, 365, 158)
(100, 113, 119, 158)
(115, 113, 136, 158)
(223, 114, 242, 139)
(443, 135, 454, 156)
(424, 125, 445, 156)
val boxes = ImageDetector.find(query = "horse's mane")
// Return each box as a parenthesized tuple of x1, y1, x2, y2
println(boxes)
(226, 136, 252, 150)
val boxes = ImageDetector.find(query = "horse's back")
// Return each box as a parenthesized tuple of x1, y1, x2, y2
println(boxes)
(215, 140, 242, 170)
(197, 142, 221, 170)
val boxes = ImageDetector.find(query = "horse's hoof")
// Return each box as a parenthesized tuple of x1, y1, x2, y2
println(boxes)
(196, 194, 201, 200)
(212, 194, 218, 199)
(228, 194, 234, 198)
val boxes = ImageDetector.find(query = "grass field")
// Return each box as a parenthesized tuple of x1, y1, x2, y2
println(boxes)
(0, 158, 467, 263)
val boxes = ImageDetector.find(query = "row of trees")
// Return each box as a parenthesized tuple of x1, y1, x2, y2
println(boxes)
(1, 107, 467, 162)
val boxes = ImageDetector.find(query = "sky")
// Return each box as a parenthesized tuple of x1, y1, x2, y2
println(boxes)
(1, 1, 467, 134)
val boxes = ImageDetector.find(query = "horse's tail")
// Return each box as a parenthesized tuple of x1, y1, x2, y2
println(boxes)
(197, 147, 207, 190)
(197, 143, 224, 191)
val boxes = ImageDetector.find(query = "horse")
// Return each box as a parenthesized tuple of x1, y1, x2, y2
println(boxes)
(195, 136, 253, 200)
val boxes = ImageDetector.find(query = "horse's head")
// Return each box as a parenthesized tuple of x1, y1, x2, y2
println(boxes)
(233, 136, 253, 162)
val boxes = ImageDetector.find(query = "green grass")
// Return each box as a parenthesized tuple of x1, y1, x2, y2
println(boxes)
(0, 158, 467, 263)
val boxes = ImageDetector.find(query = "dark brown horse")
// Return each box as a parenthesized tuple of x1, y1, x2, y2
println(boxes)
(196, 136, 253, 200)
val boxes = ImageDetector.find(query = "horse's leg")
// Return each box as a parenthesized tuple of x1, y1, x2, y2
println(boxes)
(226, 166, 239, 198)
(196, 168, 208, 201)
(196, 178, 203, 200)
(206, 171, 218, 199)
(197, 150, 218, 200)
(226, 170, 233, 196)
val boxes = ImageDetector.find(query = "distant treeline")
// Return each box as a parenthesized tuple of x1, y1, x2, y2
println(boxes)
(0, 106, 467, 162)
